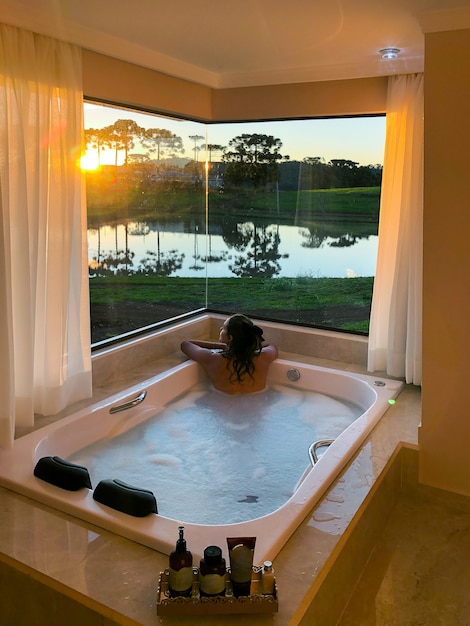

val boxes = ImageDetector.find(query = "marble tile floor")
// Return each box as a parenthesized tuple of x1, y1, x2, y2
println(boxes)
(337, 483, 470, 626)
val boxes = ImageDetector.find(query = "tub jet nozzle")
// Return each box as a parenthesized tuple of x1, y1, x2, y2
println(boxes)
(287, 368, 301, 382)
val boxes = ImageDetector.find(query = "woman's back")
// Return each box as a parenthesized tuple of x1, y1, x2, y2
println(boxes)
(199, 345, 278, 394)
(180, 314, 278, 394)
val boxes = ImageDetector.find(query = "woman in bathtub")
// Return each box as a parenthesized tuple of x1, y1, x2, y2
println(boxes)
(181, 314, 278, 394)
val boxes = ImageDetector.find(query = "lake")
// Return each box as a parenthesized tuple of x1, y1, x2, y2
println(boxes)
(87, 219, 378, 279)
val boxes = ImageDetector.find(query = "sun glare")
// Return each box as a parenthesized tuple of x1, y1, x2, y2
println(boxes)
(80, 151, 100, 171)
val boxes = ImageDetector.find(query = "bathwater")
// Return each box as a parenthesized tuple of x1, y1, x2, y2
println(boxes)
(68, 383, 361, 524)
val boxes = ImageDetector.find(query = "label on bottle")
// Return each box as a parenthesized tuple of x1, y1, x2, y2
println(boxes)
(229, 545, 253, 583)
(169, 566, 193, 592)
(262, 572, 275, 595)
(200, 573, 225, 596)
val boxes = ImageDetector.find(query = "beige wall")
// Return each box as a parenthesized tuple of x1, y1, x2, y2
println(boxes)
(82, 50, 213, 121)
(419, 28, 470, 495)
(211, 77, 388, 120)
(82, 49, 387, 121)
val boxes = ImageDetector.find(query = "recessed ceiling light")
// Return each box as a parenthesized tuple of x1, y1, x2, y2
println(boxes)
(379, 47, 401, 60)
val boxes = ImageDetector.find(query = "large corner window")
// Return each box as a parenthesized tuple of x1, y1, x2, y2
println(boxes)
(83, 102, 385, 345)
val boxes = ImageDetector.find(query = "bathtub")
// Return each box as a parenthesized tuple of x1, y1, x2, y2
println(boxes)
(0, 359, 403, 563)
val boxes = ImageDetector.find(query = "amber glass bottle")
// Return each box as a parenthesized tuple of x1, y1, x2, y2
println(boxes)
(168, 526, 193, 597)
(199, 545, 226, 597)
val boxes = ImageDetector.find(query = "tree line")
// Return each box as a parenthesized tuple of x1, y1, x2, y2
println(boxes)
(85, 119, 382, 191)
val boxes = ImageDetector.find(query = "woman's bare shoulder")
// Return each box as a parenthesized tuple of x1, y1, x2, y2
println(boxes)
(261, 343, 278, 360)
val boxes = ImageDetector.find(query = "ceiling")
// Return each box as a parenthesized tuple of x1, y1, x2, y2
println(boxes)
(1, 0, 470, 89)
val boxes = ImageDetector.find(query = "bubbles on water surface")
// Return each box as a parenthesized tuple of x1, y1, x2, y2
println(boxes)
(69, 383, 362, 525)
(252, 466, 267, 480)
(148, 454, 182, 468)
(224, 420, 251, 431)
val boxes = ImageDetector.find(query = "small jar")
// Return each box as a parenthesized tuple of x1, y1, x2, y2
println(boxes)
(261, 560, 275, 595)
(199, 545, 226, 597)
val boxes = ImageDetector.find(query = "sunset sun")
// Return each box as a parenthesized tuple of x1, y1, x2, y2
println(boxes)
(80, 151, 100, 170)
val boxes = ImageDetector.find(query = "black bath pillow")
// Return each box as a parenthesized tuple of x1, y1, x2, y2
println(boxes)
(93, 478, 158, 517)
(33, 456, 92, 491)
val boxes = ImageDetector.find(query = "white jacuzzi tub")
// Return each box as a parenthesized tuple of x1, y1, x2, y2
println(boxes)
(0, 359, 403, 563)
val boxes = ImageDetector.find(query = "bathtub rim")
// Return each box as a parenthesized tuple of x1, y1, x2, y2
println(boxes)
(0, 359, 403, 563)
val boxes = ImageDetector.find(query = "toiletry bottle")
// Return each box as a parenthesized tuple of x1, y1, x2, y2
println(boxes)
(199, 545, 226, 597)
(168, 526, 193, 597)
(227, 537, 256, 597)
(261, 560, 275, 595)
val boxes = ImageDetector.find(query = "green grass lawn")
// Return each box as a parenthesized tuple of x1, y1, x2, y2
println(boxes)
(89, 275, 373, 342)
(87, 185, 381, 225)
(90, 275, 372, 307)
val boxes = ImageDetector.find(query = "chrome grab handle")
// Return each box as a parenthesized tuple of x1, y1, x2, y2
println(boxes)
(308, 439, 335, 465)
(109, 390, 147, 414)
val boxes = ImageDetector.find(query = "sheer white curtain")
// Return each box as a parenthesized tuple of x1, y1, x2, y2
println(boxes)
(367, 73, 423, 385)
(0, 24, 92, 448)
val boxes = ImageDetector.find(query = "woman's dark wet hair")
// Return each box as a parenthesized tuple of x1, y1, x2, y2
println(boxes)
(223, 314, 265, 383)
